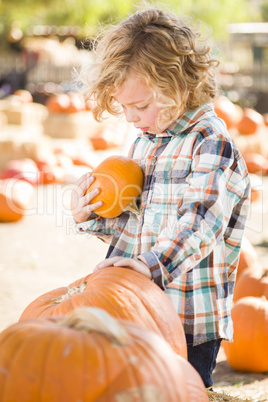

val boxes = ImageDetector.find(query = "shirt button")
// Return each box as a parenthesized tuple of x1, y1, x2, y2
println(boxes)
(151, 156, 157, 164)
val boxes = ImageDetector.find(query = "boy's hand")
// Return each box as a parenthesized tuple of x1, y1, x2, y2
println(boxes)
(94, 256, 152, 280)
(70, 172, 103, 223)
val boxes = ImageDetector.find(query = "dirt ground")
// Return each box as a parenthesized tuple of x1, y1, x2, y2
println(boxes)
(0, 135, 268, 401)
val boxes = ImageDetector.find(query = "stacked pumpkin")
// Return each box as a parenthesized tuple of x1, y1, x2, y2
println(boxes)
(44, 92, 128, 149)
(0, 267, 209, 401)
(222, 236, 268, 373)
(214, 95, 268, 204)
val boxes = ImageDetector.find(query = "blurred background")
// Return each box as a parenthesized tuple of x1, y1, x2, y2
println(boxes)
(0, 2, 268, 400)
(1, 0, 268, 110)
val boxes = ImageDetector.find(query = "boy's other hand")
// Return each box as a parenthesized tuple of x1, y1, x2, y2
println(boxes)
(94, 256, 152, 279)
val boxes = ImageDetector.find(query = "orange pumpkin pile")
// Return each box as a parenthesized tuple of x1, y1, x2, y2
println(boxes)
(0, 307, 208, 402)
(214, 96, 264, 135)
(86, 155, 144, 218)
(214, 96, 268, 204)
(0, 266, 212, 400)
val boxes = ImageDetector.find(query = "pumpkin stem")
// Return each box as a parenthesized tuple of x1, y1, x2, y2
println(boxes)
(59, 307, 128, 346)
(52, 282, 87, 304)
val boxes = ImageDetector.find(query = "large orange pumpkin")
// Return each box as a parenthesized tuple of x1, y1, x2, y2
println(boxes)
(86, 155, 144, 218)
(222, 296, 268, 373)
(0, 308, 208, 402)
(19, 267, 187, 358)
(237, 108, 264, 135)
(233, 267, 268, 302)
(0, 179, 34, 222)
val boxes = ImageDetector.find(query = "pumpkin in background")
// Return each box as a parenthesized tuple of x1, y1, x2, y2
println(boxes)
(90, 126, 126, 150)
(0, 158, 40, 186)
(237, 108, 264, 135)
(0, 179, 34, 222)
(233, 267, 268, 302)
(237, 236, 259, 279)
(13, 89, 33, 103)
(36, 159, 65, 185)
(46, 92, 85, 114)
(249, 173, 262, 203)
(86, 155, 144, 218)
(0, 308, 208, 402)
(222, 297, 268, 373)
(46, 93, 71, 114)
(243, 153, 268, 175)
(214, 96, 242, 130)
(66, 92, 85, 113)
(263, 113, 268, 126)
(19, 266, 187, 359)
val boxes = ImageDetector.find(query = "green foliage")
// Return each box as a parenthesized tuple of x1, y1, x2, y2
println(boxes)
(0, 0, 263, 43)
(260, 0, 268, 21)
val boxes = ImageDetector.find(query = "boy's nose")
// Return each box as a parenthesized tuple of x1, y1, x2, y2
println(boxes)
(124, 108, 139, 123)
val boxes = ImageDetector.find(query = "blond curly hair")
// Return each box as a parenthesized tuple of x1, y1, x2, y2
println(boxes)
(84, 8, 219, 123)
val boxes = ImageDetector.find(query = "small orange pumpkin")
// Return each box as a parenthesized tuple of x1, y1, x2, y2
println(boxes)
(222, 296, 268, 373)
(19, 266, 187, 358)
(86, 155, 144, 218)
(0, 179, 34, 222)
(233, 267, 268, 302)
(0, 308, 208, 402)
(237, 108, 264, 135)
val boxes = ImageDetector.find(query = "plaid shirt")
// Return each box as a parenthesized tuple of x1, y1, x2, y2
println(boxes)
(77, 103, 250, 346)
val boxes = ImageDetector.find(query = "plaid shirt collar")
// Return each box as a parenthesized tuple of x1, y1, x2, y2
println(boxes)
(138, 103, 215, 138)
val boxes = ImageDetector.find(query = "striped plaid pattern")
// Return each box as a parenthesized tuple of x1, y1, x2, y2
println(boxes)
(77, 103, 250, 346)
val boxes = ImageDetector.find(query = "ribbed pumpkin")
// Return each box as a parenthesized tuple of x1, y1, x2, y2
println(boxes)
(0, 179, 34, 222)
(19, 267, 187, 358)
(0, 308, 208, 402)
(222, 297, 268, 373)
(233, 267, 268, 302)
(86, 155, 144, 218)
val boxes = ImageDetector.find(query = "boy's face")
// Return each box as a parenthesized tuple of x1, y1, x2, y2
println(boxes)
(113, 72, 170, 134)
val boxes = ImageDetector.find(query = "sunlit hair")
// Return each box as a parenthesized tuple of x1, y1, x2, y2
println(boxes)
(83, 8, 219, 125)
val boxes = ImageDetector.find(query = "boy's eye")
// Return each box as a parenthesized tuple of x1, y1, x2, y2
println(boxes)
(136, 105, 148, 111)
